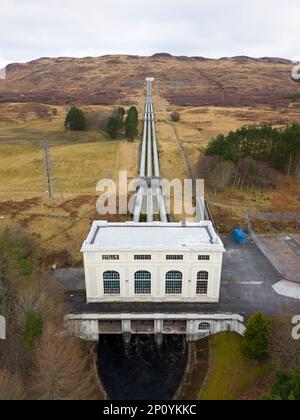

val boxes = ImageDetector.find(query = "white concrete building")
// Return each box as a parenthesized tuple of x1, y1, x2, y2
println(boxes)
(81, 221, 225, 303)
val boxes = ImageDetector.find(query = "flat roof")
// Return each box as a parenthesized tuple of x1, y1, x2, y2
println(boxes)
(81, 221, 225, 252)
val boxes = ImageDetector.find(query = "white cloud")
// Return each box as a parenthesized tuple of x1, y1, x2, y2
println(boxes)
(0, 0, 299, 65)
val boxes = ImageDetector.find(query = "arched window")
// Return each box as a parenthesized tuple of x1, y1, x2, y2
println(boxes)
(198, 322, 211, 331)
(196, 271, 208, 295)
(134, 271, 151, 294)
(103, 271, 120, 295)
(165, 271, 182, 294)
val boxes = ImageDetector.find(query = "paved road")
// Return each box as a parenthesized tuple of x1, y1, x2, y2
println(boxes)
(57, 236, 300, 317)
(219, 236, 299, 316)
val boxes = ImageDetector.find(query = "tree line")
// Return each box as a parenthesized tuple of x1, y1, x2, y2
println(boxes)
(64, 105, 139, 141)
(106, 106, 138, 141)
(196, 123, 300, 192)
(205, 123, 300, 176)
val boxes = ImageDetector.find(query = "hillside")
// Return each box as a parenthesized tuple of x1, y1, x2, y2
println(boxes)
(0, 54, 299, 107)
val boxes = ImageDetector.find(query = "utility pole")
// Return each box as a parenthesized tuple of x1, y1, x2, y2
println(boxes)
(41, 138, 53, 199)
(287, 154, 292, 179)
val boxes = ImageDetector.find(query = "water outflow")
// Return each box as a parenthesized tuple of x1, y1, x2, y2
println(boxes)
(97, 335, 187, 400)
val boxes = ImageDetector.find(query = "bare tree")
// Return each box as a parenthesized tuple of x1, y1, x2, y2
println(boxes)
(195, 155, 222, 179)
(32, 323, 99, 400)
(208, 161, 236, 192)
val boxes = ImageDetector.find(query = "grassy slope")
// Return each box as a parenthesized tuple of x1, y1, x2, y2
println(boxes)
(0, 140, 121, 193)
(0, 104, 139, 266)
(200, 333, 271, 400)
(154, 90, 300, 228)
(0, 107, 125, 193)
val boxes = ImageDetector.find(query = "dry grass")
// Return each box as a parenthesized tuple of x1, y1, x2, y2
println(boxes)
(153, 90, 300, 228)
(0, 102, 139, 193)
(0, 103, 139, 266)
(0, 91, 299, 267)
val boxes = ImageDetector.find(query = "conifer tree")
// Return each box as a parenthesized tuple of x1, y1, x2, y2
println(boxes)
(243, 312, 269, 361)
(265, 368, 300, 400)
(64, 107, 86, 131)
(125, 106, 138, 141)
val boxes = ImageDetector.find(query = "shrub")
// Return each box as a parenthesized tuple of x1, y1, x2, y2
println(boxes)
(243, 312, 269, 361)
(22, 310, 44, 353)
(170, 111, 180, 122)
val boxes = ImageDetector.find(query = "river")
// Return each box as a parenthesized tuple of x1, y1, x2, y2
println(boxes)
(97, 335, 187, 400)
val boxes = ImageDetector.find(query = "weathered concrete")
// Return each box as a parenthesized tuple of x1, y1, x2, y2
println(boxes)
(65, 312, 245, 342)
(0, 315, 6, 340)
(256, 234, 300, 282)
(273, 280, 300, 300)
(220, 236, 300, 317)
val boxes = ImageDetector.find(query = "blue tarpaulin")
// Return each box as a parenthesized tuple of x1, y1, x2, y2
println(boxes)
(232, 228, 247, 245)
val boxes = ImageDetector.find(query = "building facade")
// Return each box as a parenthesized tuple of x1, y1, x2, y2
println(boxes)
(81, 221, 225, 303)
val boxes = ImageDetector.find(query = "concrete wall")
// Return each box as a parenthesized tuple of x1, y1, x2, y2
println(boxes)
(83, 250, 223, 303)
(65, 313, 245, 342)
(0, 316, 6, 340)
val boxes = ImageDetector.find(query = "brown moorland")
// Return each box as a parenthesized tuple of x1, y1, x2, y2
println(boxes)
(1, 54, 300, 107)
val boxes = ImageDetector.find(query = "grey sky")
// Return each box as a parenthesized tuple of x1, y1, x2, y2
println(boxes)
(0, 0, 299, 68)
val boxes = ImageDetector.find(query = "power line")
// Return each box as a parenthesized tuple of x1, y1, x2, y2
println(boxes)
(41, 138, 53, 199)
(41, 138, 63, 203)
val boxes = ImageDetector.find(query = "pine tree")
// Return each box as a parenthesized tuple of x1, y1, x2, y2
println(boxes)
(64, 107, 86, 131)
(106, 116, 120, 139)
(243, 312, 269, 360)
(265, 368, 300, 400)
(205, 123, 300, 175)
(125, 106, 138, 141)
(106, 107, 126, 139)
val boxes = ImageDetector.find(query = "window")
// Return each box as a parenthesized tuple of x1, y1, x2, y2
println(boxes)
(165, 271, 182, 294)
(103, 271, 120, 294)
(134, 271, 151, 294)
(197, 271, 209, 280)
(102, 255, 119, 261)
(198, 322, 211, 331)
(198, 255, 210, 261)
(196, 271, 208, 294)
(166, 255, 183, 260)
(134, 255, 152, 260)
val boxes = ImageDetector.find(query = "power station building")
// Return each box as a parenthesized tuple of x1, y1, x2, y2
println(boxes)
(81, 220, 225, 303)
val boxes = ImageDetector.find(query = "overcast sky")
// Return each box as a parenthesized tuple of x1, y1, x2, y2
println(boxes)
(0, 0, 299, 68)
